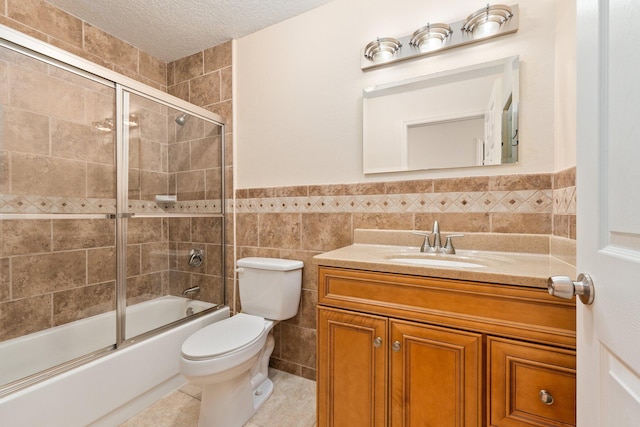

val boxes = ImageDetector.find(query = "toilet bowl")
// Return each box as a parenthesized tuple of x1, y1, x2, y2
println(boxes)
(181, 314, 276, 426)
(180, 257, 303, 427)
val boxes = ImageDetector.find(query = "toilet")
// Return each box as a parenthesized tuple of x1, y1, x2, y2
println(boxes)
(180, 257, 303, 427)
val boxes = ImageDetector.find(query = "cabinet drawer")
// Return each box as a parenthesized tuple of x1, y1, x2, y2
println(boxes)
(318, 266, 576, 349)
(488, 337, 576, 427)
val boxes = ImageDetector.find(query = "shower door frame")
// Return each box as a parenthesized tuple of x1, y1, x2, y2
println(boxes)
(115, 86, 228, 346)
(0, 24, 227, 395)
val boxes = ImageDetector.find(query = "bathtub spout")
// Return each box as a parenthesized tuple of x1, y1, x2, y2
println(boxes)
(182, 286, 201, 297)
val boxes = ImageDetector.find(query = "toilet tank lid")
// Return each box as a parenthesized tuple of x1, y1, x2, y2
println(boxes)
(237, 257, 303, 271)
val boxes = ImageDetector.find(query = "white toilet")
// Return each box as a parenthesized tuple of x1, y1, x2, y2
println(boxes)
(180, 257, 304, 427)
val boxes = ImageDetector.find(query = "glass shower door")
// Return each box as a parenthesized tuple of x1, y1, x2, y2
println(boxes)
(122, 90, 225, 341)
(0, 43, 117, 389)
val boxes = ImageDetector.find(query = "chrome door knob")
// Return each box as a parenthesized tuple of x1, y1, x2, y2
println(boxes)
(547, 273, 595, 305)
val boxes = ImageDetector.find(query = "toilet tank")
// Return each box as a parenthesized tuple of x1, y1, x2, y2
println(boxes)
(236, 257, 303, 320)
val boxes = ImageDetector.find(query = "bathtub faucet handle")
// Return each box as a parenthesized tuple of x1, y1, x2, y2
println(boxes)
(188, 248, 204, 267)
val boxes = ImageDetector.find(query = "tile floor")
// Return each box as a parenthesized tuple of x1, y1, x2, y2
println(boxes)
(119, 369, 317, 427)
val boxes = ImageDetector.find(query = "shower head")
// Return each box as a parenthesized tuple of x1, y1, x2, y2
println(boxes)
(175, 113, 188, 126)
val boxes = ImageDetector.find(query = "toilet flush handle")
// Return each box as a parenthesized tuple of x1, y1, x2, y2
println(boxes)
(235, 267, 244, 273)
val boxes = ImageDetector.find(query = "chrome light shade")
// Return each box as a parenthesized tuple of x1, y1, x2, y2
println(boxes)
(409, 23, 452, 51)
(361, 4, 518, 70)
(364, 37, 402, 62)
(461, 4, 513, 37)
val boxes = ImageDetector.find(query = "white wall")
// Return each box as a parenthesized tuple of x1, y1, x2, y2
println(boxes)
(554, 0, 577, 171)
(236, 0, 566, 188)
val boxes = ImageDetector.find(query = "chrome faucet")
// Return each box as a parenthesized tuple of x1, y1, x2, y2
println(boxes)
(413, 221, 464, 254)
(412, 231, 432, 252)
(432, 220, 442, 251)
(182, 286, 200, 298)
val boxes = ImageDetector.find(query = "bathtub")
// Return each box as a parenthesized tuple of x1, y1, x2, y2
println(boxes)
(0, 296, 229, 426)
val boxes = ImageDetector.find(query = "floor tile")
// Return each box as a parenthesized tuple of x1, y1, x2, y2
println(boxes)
(247, 369, 316, 427)
(119, 369, 316, 427)
(119, 390, 200, 427)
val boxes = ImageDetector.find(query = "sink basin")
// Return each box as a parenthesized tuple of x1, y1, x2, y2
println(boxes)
(387, 257, 486, 268)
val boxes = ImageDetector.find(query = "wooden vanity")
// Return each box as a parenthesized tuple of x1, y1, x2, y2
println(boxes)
(315, 242, 576, 427)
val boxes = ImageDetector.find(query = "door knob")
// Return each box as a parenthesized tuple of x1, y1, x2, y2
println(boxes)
(547, 273, 595, 305)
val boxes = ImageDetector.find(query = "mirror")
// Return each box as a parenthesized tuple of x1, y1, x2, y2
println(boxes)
(363, 56, 519, 174)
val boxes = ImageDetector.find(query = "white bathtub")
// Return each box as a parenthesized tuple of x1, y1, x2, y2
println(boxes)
(0, 296, 229, 426)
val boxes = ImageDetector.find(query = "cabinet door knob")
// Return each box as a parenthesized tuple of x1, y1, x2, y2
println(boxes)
(539, 389, 554, 405)
(373, 337, 382, 348)
(392, 341, 401, 351)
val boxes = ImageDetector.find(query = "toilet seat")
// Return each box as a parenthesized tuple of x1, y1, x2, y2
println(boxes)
(181, 313, 265, 361)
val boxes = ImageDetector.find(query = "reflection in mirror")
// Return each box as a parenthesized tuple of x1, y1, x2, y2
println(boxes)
(363, 56, 519, 174)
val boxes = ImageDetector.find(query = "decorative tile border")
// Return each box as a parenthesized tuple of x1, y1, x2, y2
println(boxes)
(2, 176, 575, 217)
(0, 195, 223, 215)
(230, 190, 554, 214)
(553, 186, 576, 215)
(0, 195, 116, 214)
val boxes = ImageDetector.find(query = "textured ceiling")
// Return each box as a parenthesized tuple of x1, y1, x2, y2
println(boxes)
(47, 0, 333, 62)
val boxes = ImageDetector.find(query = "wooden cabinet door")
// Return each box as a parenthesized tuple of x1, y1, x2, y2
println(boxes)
(390, 320, 483, 427)
(317, 307, 388, 427)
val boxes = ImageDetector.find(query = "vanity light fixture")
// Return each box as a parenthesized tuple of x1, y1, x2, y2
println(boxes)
(361, 3, 519, 70)
(363, 37, 402, 62)
(461, 4, 514, 38)
(409, 23, 452, 52)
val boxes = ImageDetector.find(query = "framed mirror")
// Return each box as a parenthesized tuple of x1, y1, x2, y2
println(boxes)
(363, 56, 519, 174)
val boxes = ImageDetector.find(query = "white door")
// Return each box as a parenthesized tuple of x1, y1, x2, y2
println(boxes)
(577, 0, 640, 425)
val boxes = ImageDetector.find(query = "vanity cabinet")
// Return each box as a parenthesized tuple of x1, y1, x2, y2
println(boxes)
(316, 266, 576, 427)
(318, 307, 482, 426)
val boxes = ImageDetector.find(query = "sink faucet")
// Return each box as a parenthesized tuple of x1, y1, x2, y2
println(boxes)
(432, 220, 442, 251)
(413, 221, 464, 254)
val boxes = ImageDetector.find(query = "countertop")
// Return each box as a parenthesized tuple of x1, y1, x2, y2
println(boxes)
(313, 243, 576, 289)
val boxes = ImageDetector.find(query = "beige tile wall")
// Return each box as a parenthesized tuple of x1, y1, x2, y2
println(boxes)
(0, 0, 167, 90)
(0, 44, 117, 340)
(166, 40, 235, 314)
(0, 4, 230, 343)
(553, 166, 577, 239)
(234, 169, 577, 380)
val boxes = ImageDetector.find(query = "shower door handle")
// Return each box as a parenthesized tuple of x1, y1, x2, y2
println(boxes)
(107, 213, 135, 219)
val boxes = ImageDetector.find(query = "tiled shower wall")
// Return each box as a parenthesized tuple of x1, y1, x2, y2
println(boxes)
(0, 48, 226, 342)
(0, 0, 167, 90)
(0, 46, 123, 341)
(234, 169, 577, 380)
(0, 1, 231, 342)
(165, 41, 235, 307)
